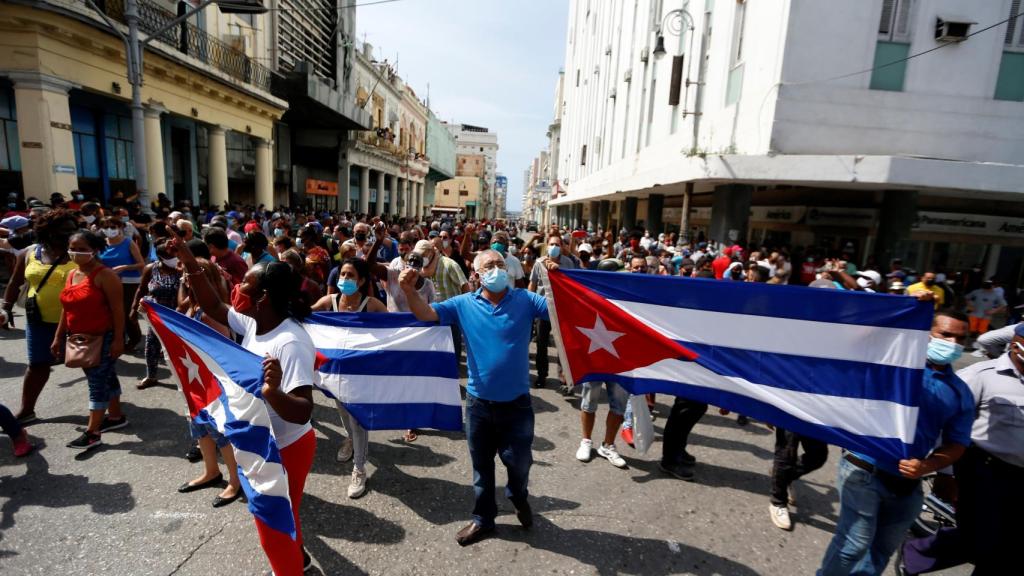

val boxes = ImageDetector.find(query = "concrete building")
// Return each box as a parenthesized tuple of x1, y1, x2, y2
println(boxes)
(552, 0, 1024, 279)
(433, 175, 481, 219)
(494, 173, 507, 219)
(445, 122, 498, 219)
(425, 107, 456, 217)
(344, 40, 429, 218)
(0, 0, 289, 207)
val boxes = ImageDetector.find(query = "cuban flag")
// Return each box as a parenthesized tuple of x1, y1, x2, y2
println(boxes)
(143, 302, 297, 539)
(304, 312, 462, 431)
(545, 269, 934, 470)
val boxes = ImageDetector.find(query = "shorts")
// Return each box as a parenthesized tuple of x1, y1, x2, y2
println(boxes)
(580, 381, 628, 415)
(969, 316, 990, 334)
(84, 332, 121, 410)
(189, 419, 229, 449)
(25, 319, 59, 366)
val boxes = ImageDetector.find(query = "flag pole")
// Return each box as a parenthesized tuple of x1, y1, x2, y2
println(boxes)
(539, 267, 575, 388)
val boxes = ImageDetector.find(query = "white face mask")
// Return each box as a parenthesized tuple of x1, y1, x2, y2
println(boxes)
(160, 257, 179, 268)
(102, 227, 120, 238)
(422, 256, 431, 268)
(83, 215, 96, 224)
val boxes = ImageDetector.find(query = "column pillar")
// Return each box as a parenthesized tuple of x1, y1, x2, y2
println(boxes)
(646, 193, 665, 237)
(622, 197, 638, 230)
(873, 190, 918, 269)
(588, 201, 600, 231)
(709, 184, 753, 246)
(10, 72, 79, 196)
(143, 104, 167, 199)
(337, 156, 350, 213)
(598, 200, 610, 233)
(359, 165, 370, 215)
(207, 125, 229, 210)
(374, 170, 385, 216)
(416, 182, 424, 220)
(391, 175, 401, 217)
(398, 177, 408, 218)
(255, 137, 273, 210)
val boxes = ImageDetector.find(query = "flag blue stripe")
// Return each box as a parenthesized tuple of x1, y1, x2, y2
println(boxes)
(561, 269, 933, 330)
(236, 473, 297, 539)
(590, 374, 909, 472)
(680, 342, 923, 406)
(343, 402, 463, 431)
(307, 311, 439, 328)
(316, 349, 458, 379)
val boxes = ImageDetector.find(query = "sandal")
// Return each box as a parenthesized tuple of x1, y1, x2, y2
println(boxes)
(404, 429, 419, 442)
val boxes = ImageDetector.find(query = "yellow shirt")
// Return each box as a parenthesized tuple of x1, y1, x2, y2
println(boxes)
(24, 245, 77, 324)
(906, 282, 943, 309)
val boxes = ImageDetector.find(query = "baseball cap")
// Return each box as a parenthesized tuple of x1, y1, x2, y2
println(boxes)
(0, 215, 30, 232)
(857, 270, 883, 286)
(412, 240, 433, 255)
(578, 243, 593, 254)
(227, 210, 241, 220)
(1014, 323, 1024, 338)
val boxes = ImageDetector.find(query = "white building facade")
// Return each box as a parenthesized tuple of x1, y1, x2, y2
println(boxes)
(553, 0, 1024, 278)
(445, 123, 499, 219)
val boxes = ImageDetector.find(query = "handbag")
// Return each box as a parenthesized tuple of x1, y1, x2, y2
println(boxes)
(65, 333, 103, 369)
(25, 246, 64, 324)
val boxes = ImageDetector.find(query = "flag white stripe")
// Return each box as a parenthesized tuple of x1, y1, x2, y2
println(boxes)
(304, 324, 454, 353)
(625, 359, 919, 444)
(610, 299, 928, 369)
(317, 373, 462, 406)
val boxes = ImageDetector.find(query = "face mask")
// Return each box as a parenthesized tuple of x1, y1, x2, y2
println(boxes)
(7, 202, 15, 209)
(442, 240, 450, 249)
(480, 267, 509, 293)
(74, 195, 84, 201)
(296, 238, 304, 249)
(338, 278, 359, 296)
(83, 215, 96, 224)
(121, 216, 130, 223)
(509, 246, 519, 256)
(274, 228, 284, 237)
(421, 256, 431, 268)
(491, 242, 507, 255)
(102, 228, 121, 238)
(924, 279, 935, 286)
(548, 245, 561, 259)
(230, 283, 255, 314)
(355, 232, 367, 242)
(160, 257, 179, 268)
(926, 337, 963, 365)
(68, 250, 94, 265)
(8, 234, 31, 250)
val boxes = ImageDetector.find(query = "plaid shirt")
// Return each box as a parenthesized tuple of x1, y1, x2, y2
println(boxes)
(434, 255, 467, 302)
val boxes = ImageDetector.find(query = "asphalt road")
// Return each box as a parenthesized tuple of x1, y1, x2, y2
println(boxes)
(0, 317, 976, 576)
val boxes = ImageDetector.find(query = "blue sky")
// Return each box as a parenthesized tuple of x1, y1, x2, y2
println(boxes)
(358, 0, 569, 212)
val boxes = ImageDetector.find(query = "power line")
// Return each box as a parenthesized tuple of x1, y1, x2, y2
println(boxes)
(265, 0, 407, 12)
(799, 10, 1024, 86)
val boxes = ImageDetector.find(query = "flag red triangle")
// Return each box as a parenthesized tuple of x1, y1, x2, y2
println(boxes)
(145, 303, 225, 418)
(547, 270, 697, 384)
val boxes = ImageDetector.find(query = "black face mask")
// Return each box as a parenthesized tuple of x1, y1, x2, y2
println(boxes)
(355, 232, 367, 242)
(7, 233, 33, 250)
(924, 279, 935, 286)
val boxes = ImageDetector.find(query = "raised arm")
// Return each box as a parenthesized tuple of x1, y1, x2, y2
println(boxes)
(399, 268, 439, 322)
(170, 233, 230, 327)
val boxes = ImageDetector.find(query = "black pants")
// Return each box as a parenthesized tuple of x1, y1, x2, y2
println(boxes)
(535, 319, 552, 381)
(901, 445, 1024, 575)
(661, 397, 707, 466)
(769, 427, 828, 506)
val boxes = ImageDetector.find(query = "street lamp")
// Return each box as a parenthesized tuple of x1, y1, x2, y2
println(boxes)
(84, 0, 267, 214)
(653, 7, 695, 61)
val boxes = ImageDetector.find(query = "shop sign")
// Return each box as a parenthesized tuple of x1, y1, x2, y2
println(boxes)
(913, 211, 1024, 238)
(305, 178, 338, 197)
(662, 207, 682, 222)
(750, 206, 805, 223)
(688, 206, 712, 220)
(53, 164, 76, 174)
(805, 207, 878, 228)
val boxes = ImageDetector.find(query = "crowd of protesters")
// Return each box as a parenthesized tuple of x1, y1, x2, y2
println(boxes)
(1, 189, 1021, 575)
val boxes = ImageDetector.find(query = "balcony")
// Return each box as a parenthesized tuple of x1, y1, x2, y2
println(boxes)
(102, 0, 272, 92)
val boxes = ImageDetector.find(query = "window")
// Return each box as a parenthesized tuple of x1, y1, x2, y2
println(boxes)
(726, 0, 746, 105)
(0, 88, 20, 172)
(995, 0, 1024, 101)
(71, 107, 100, 179)
(580, 144, 587, 166)
(878, 0, 914, 42)
(871, 0, 915, 92)
(104, 114, 135, 180)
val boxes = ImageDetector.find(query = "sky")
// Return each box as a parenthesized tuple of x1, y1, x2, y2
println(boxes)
(358, 0, 569, 213)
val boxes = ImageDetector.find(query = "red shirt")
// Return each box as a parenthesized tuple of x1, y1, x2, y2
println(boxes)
(213, 251, 248, 286)
(712, 255, 732, 279)
(60, 268, 113, 334)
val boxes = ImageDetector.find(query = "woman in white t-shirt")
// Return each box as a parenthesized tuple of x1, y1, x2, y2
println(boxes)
(171, 234, 317, 575)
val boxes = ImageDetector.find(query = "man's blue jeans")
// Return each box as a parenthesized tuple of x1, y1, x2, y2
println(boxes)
(819, 456, 924, 576)
(465, 393, 534, 528)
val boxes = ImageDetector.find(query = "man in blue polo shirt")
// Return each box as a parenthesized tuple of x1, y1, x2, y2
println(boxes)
(400, 249, 553, 546)
(818, 310, 975, 576)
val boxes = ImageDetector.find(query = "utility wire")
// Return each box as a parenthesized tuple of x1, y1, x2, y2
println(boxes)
(264, 0, 407, 12)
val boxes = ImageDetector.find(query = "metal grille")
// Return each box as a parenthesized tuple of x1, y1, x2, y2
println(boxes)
(104, 0, 273, 91)
(276, 0, 337, 80)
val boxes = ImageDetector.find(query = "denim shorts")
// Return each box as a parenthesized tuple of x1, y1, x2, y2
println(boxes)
(82, 332, 121, 410)
(189, 419, 229, 449)
(25, 319, 59, 366)
(580, 381, 628, 415)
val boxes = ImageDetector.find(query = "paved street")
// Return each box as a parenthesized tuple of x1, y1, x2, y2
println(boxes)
(0, 320, 973, 576)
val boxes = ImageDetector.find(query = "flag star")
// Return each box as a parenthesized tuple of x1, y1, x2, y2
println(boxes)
(180, 351, 200, 387)
(576, 314, 626, 358)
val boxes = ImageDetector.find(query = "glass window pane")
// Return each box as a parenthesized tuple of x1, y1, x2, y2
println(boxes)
(116, 140, 127, 178)
(106, 138, 118, 178)
(80, 135, 99, 178)
(870, 41, 910, 92)
(6, 122, 20, 171)
(120, 117, 132, 140)
(105, 115, 118, 136)
(71, 107, 95, 134)
(74, 134, 84, 176)
(995, 51, 1024, 101)
(126, 142, 134, 179)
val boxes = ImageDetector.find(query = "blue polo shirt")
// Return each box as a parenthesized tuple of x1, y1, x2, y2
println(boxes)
(853, 364, 974, 475)
(432, 288, 548, 401)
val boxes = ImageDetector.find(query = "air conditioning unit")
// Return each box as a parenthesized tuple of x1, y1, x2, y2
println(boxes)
(604, 44, 612, 55)
(934, 17, 974, 42)
(623, 68, 632, 83)
(640, 46, 649, 63)
(609, 86, 617, 99)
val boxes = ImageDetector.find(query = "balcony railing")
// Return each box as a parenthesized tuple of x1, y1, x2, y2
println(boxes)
(103, 0, 272, 92)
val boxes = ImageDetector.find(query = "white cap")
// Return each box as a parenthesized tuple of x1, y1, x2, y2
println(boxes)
(857, 270, 883, 286)
(578, 243, 593, 254)
(412, 239, 433, 255)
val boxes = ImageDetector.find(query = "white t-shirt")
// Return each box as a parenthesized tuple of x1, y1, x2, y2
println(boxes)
(386, 266, 435, 313)
(227, 308, 315, 448)
(505, 253, 525, 281)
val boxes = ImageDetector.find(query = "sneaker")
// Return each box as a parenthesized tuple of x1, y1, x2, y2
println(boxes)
(12, 430, 34, 457)
(575, 439, 593, 462)
(597, 443, 627, 468)
(302, 547, 313, 572)
(336, 437, 353, 463)
(620, 427, 635, 448)
(659, 461, 695, 481)
(680, 449, 697, 465)
(99, 416, 129, 433)
(769, 503, 792, 530)
(532, 376, 545, 389)
(16, 412, 38, 426)
(347, 469, 367, 499)
(67, 431, 102, 451)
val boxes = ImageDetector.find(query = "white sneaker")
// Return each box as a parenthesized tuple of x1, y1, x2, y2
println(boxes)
(348, 469, 367, 499)
(336, 437, 353, 462)
(769, 503, 792, 530)
(576, 439, 593, 462)
(597, 443, 628, 469)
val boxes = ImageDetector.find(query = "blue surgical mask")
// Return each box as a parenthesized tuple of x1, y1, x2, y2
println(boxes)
(480, 267, 509, 293)
(274, 228, 284, 237)
(548, 245, 561, 259)
(926, 337, 963, 365)
(338, 278, 358, 296)
(296, 238, 304, 249)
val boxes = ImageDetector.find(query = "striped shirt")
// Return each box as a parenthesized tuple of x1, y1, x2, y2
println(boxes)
(434, 255, 467, 302)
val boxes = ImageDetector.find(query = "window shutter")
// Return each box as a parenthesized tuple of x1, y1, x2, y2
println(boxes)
(1007, 0, 1022, 47)
(878, 0, 895, 35)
